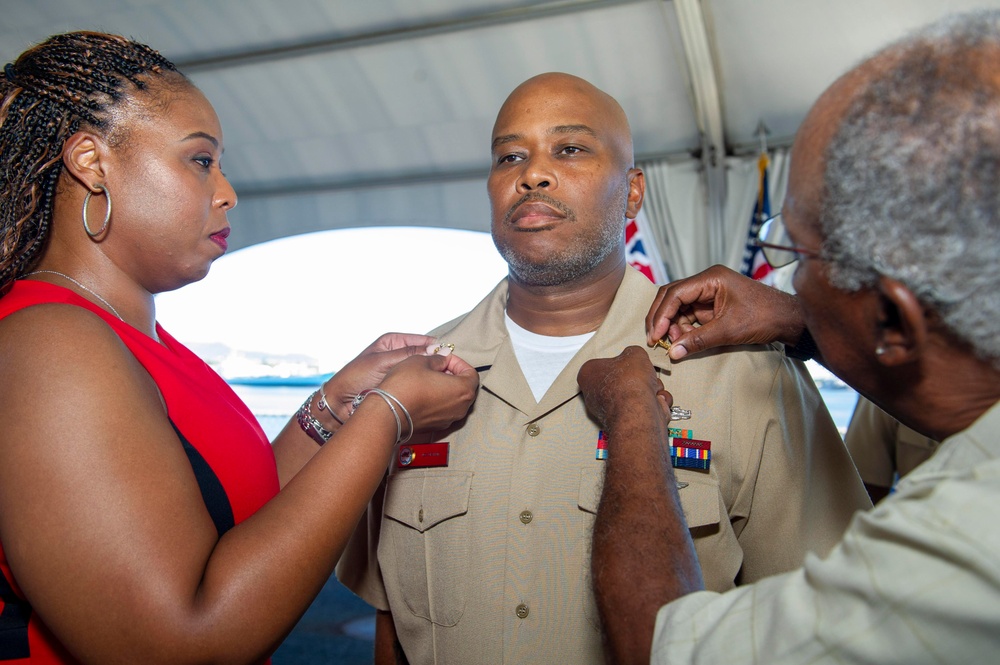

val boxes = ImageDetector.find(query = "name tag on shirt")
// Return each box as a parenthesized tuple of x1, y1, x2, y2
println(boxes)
(397, 442, 450, 469)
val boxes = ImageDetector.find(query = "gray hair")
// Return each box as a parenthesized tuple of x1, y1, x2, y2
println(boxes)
(821, 10, 1000, 366)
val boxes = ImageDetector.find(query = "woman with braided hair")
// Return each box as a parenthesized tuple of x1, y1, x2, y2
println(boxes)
(0, 32, 478, 664)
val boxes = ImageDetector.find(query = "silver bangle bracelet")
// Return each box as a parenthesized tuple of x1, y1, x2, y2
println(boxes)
(374, 389, 413, 444)
(352, 388, 412, 445)
(317, 383, 345, 425)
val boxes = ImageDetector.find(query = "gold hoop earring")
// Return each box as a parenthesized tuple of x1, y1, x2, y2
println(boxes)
(83, 183, 112, 239)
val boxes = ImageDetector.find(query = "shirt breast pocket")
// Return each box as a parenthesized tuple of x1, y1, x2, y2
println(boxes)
(576, 467, 722, 525)
(577, 468, 721, 626)
(380, 469, 474, 626)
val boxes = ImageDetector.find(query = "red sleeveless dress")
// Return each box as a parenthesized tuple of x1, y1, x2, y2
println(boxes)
(0, 281, 280, 663)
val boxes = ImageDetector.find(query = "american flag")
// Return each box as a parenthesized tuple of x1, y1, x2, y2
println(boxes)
(739, 152, 774, 283)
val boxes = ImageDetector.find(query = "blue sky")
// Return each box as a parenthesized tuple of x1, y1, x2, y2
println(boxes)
(155, 227, 509, 372)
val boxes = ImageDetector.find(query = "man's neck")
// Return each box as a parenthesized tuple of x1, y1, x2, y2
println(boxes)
(872, 343, 1000, 442)
(505, 262, 626, 337)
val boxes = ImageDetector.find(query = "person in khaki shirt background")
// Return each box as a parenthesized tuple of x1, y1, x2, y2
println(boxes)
(845, 396, 939, 502)
(336, 72, 871, 664)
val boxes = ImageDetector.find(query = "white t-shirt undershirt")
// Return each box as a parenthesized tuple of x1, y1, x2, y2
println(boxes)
(505, 312, 595, 402)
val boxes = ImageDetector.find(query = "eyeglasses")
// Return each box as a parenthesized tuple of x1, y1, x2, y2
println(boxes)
(753, 213, 818, 268)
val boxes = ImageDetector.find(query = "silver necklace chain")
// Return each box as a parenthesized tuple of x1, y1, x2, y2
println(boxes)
(23, 270, 124, 321)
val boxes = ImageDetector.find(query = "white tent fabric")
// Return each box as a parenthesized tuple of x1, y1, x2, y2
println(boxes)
(639, 148, 789, 279)
(636, 157, 705, 281)
(1, 0, 996, 276)
(721, 149, 791, 271)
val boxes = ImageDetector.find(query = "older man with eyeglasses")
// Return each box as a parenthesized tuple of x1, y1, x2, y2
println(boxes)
(580, 9, 1000, 664)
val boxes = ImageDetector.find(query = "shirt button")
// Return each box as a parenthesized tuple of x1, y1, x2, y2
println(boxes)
(527, 423, 540, 437)
(418, 508, 424, 523)
(515, 603, 529, 619)
(519, 510, 533, 524)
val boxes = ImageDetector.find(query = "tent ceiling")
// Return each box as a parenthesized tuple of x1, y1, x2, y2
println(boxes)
(3, 0, 997, 251)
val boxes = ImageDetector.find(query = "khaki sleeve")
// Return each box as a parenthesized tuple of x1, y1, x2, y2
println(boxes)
(335, 474, 391, 611)
(844, 397, 899, 487)
(845, 398, 941, 483)
(734, 355, 872, 583)
(893, 425, 940, 478)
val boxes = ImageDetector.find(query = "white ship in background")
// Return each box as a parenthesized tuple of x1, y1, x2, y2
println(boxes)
(190, 342, 332, 387)
(806, 359, 849, 390)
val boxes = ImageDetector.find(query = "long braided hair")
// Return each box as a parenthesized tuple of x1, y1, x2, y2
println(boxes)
(0, 31, 180, 293)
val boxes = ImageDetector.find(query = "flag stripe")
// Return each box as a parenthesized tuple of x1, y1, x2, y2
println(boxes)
(625, 213, 669, 284)
(739, 152, 774, 282)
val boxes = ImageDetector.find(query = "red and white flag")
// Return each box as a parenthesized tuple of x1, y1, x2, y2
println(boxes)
(626, 209, 669, 284)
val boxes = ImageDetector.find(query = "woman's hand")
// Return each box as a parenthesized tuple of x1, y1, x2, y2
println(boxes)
(376, 352, 480, 434)
(273, 334, 472, 482)
(320, 333, 440, 423)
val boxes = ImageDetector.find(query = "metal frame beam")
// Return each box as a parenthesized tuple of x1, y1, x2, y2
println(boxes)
(178, 0, 645, 72)
(671, 0, 729, 263)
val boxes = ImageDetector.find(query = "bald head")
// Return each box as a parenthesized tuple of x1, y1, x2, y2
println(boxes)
(784, 65, 873, 232)
(486, 72, 644, 289)
(492, 72, 635, 168)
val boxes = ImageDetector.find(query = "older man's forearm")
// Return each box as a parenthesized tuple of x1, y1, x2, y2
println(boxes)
(592, 396, 704, 665)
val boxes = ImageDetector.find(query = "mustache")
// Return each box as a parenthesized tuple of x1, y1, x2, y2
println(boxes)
(503, 193, 576, 225)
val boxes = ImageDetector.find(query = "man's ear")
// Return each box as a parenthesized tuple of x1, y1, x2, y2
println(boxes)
(625, 167, 645, 219)
(61, 131, 108, 189)
(874, 275, 927, 366)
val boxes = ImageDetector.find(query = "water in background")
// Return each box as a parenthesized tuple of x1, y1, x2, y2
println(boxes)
(817, 386, 860, 435)
(228, 384, 313, 440)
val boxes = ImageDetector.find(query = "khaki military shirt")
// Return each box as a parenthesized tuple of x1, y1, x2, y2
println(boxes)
(337, 268, 871, 664)
(845, 397, 940, 486)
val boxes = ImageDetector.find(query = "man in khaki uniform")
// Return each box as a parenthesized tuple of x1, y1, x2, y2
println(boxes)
(336, 72, 871, 664)
(845, 397, 940, 502)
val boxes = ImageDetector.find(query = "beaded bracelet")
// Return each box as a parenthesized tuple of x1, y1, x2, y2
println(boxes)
(351, 388, 413, 445)
(296, 390, 335, 446)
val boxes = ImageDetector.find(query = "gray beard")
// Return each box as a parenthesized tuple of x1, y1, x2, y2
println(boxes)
(499, 223, 621, 287)
(495, 184, 629, 287)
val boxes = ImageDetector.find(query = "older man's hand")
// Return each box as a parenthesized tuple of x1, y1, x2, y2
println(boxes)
(646, 265, 807, 360)
(578, 346, 673, 426)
